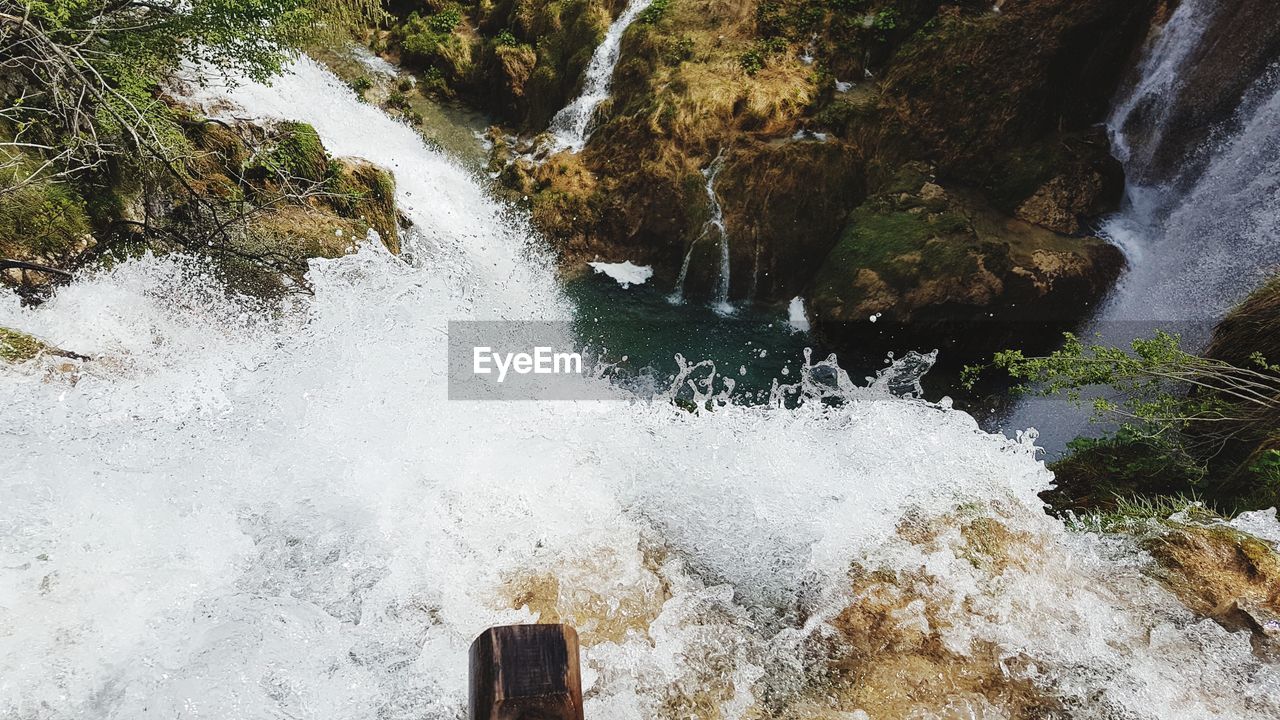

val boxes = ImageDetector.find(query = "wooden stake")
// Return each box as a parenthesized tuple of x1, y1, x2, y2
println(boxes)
(468, 624, 583, 720)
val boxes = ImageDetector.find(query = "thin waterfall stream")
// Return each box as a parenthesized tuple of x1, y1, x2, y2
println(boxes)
(548, 0, 655, 152)
(668, 153, 733, 314)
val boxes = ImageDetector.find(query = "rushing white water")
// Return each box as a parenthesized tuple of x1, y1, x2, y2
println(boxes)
(3, 60, 1280, 720)
(548, 0, 654, 153)
(1097, 0, 1280, 333)
(669, 154, 733, 314)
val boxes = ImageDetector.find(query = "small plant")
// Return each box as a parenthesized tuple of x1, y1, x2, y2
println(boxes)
(495, 29, 519, 47)
(739, 49, 765, 75)
(348, 75, 373, 93)
(761, 36, 788, 54)
(968, 330, 1280, 512)
(662, 35, 696, 66)
(397, 76, 415, 92)
(1071, 492, 1222, 533)
(386, 90, 411, 110)
(420, 66, 448, 94)
(639, 0, 671, 24)
(427, 7, 462, 34)
(873, 7, 898, 31)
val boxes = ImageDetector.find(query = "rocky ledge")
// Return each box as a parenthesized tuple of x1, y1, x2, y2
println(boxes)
(2, 108, 401, 301)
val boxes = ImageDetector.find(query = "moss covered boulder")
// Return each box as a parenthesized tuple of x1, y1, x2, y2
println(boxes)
(246, 121, 331, 184)
(807, 164, 1123, 359)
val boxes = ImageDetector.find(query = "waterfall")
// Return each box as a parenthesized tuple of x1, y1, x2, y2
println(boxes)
(3, 58, 1280, 720)
(709, 156, 733, 315)
(668, 153, 733, 313)
(1097, 0, 1280, 336)
(548, 0, 654, 152)
(1004, 1, 1280, 450)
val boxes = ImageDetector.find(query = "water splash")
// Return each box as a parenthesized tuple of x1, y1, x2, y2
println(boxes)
(548, 0, 655, 153)
(3, 59, 1279, 720)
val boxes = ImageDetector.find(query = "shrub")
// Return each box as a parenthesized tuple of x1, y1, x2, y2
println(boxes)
(967, 330, 1280, 512)
(427, 7, 462, 34)
(639, 0, 671, 24)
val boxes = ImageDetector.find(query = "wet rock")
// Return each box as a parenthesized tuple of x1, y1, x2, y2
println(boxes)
(807, 165, 1123, 361)
(1144, 521, 1280, 658)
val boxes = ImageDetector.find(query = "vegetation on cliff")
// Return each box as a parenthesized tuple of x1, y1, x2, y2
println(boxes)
(968, 277, 1280, 514)
(388, 0, 1160, 365)
(0, 0, 396, 298)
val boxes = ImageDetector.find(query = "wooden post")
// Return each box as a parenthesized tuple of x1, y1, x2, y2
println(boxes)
(468, 624, 583, 720)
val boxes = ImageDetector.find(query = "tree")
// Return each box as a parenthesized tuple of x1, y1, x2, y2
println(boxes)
(966, 330, 1280, 511)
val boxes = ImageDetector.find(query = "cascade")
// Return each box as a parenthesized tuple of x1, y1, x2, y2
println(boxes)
(669, 153, 732, 314)
(1005, 0, 1280, 449)
(547, 0, 655, 152)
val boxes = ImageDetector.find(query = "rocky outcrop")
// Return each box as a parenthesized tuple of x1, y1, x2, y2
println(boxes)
(1, 113, 401, 301)
(427, 0, 1159, 362)
(381, 0, 622, 127)
(808, 164, 1123, 359)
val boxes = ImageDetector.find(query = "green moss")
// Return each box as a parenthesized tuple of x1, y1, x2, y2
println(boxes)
(0, 327, 51, 363)
(325, 159, 399, 252)
(639, 0, 671, 24)
(0, 175, 92, 262)
(812, 197, 977, 307)
(250, 122, 329, 183)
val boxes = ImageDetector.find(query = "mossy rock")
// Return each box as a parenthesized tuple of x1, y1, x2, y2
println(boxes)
(249, 122, 330, 183)
(807, 171, 1122, 364)
(0, 327, 82, 364)
(1144, 521, 1280, 649)
(325, 158, 400, 253)
(1206, 274, 1280, 370)
(0, 327, 49, 363)
(0, 172, 94, 287)
(809, 185, 989, 324)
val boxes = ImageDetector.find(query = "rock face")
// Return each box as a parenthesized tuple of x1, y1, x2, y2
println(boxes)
(808, 164, 1123, 359)
(382, 0, 622, 127)
(402, 0, 1163, 360)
